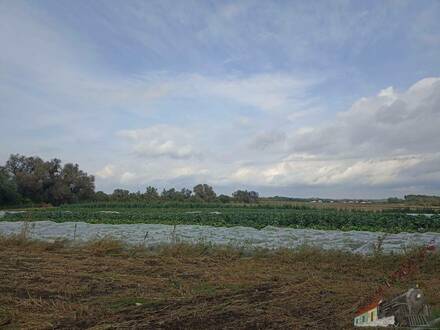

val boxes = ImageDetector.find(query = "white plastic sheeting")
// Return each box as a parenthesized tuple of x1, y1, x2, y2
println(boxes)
(0, 220, 439, 254)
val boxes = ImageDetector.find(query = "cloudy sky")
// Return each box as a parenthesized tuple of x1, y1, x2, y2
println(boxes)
(1, 0, 440, 198)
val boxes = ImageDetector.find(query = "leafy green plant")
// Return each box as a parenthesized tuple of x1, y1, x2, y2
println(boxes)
(2, 202, 440, 233)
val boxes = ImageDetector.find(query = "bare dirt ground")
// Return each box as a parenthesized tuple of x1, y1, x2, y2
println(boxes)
(0, 237, 439, 329)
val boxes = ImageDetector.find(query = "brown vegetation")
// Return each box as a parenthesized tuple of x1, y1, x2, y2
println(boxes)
(0, 236, 439, 329)
(263, 199, 440, 212)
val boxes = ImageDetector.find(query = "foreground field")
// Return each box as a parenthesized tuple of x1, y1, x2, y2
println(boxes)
(0, 237, 439, 329)
(2, 202, 440, 233)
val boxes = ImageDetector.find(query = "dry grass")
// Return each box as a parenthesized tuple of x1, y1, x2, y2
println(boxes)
(0, 235, 439, 329)
(261, 199, 440, 212)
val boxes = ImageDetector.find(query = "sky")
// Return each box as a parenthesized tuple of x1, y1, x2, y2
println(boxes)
(1, 0, 440, 198)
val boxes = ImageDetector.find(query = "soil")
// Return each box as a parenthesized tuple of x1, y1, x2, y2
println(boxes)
(0, 237, 439, 329)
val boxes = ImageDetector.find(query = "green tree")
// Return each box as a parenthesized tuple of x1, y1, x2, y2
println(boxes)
(0, 166, 21, 205)
(217, 194, 231, 203)
(94, 191, 109, 202)
(180, 188, 192, 200)
(193, 184, 216, 202)
(144, 186, 159, 201)
(55, 163, 95, 204)
(129, 191, 143, 201)
(4, 154, 94, 205)
(159, 187, 192, 201)
(6, 154, 48, 202)
(112, 189, 130, 201)
(232, 190, 259, 203)
(160, 188, 180, 201)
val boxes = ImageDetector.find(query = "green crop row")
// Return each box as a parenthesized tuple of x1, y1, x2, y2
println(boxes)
(58, 201, 313, 210)
(2, 204, 440, 233)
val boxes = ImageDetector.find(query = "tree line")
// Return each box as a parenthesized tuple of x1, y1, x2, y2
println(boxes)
(94, 184, 259, 204)
(0, 154, 259, 206)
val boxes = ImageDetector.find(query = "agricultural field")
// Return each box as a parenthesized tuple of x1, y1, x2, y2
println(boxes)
(0, 236, 439, 329)
(2, 202, 440, 233)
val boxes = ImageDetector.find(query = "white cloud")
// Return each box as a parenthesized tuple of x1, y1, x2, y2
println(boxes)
(88, 76, 440, 198)
(96, 164, 115, 179)
(223, 155, 425, 187)
(185, 73, 318, 112)
(219, 77, 440, 189)
(120, 171, 136, 183)
(103, 77, 440, 192)
(248, 130, 286, 151)
(290, 77, 440, 158)
(171, 166, 209, 177)
(118, 125, 199, 159)
(134, 142, 194, 159)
